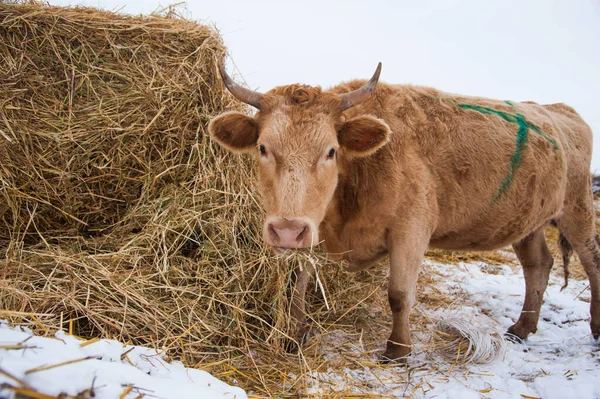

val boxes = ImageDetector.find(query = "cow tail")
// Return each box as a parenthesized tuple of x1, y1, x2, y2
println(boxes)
(557, 231, 573, 291)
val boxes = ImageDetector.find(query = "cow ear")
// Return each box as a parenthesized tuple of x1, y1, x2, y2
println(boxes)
(338, 115, 391, 156)
(208, 111, 259, 152)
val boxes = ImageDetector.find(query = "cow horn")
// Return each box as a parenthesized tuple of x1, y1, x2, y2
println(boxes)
(219, 64, 263, 110)
(339, 62, 382, 111)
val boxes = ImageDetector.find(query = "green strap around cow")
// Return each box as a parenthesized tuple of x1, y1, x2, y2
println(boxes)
(453, 101, 559, 203)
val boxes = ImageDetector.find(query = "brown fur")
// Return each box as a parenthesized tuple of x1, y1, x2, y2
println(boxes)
(209, 76, 600, 361)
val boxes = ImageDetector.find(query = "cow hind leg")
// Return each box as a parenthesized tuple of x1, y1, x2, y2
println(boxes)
(507, 228, 554, 340)
(556, 213, 600, 340)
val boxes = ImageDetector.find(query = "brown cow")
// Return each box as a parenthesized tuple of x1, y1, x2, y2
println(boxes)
(208, 63, 600, 362)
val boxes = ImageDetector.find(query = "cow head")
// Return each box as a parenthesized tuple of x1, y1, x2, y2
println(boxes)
(209, 63, 390, 254)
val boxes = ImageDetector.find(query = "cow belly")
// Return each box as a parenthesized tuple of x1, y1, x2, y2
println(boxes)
(429, 229, 528, 251)
(430, 188, 564, 251)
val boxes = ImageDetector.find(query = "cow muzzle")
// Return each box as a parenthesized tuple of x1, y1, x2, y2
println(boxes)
(264, 217, 317, 254)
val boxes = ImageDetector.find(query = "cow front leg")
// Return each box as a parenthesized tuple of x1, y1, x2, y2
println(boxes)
(285, 265, 311, 352)
(381, 237, 426, 363)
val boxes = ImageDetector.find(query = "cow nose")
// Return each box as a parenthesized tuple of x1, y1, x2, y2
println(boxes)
(268, 219, 310, 249)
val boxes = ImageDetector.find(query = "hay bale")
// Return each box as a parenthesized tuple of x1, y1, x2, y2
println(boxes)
(0, 1, 230, 237)
(0, 3, 382, 388)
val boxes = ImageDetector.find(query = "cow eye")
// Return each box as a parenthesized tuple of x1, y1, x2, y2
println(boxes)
(327, 148, 336, 159)
(259, 145, 266, 155)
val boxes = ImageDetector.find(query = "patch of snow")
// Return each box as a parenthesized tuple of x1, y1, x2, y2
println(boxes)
(0, 323, 247, 399)
(299, 260, 600, 398)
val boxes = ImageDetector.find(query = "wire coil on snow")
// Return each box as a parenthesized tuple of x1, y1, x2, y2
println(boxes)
(430, 309, 508, 364)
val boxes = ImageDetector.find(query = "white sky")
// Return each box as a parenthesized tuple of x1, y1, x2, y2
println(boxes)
(50, 0, 600, 172)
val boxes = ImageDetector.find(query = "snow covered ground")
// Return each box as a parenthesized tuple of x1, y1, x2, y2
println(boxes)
(0, 323, 247, 399)
(1, 259, 598, 398)
(299, 260, 600, 398)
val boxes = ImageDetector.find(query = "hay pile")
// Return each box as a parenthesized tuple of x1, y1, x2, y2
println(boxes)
(0, 1, 229, 236)
(0, 1, 386, 387)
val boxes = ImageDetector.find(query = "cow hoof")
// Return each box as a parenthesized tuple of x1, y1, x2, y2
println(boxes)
(379, 354, 409, 365)
(380, 346, 410, 364)
(591, 321, 600, 340)
(506, 322, 535, 341)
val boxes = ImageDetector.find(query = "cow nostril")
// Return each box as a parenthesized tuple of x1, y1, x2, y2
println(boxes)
(268, 224, 279, 241)
(296, 226, 308, 243)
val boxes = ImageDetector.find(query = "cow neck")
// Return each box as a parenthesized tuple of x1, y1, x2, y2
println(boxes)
(326, 154, 386, 229)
